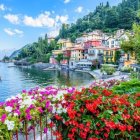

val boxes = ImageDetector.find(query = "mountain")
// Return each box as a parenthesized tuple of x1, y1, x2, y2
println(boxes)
(9, 44, 31, 59)
(58, 0, 140, 42)
(0, 49, 16, 60)
(9, 49, 21, 59)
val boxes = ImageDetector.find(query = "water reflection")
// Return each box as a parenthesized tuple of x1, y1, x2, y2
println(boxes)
(0, 63, 94, 101)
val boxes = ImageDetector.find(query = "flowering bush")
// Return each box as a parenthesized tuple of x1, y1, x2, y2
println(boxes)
(0, 80, 140, 140)
(0, 86, 75, 139)
(52, 87, 140, 139)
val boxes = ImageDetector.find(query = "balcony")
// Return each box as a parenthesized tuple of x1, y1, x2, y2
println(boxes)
(104, 55, 113, 58)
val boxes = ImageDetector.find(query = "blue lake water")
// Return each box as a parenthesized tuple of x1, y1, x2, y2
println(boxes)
(0, 62, 94, 101)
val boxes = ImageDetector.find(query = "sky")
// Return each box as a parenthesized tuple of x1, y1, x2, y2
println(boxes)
(0, 0, 122, 56)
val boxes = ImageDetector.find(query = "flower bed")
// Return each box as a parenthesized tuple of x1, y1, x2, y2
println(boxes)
(0, 80, 140, 140)
(0, 86, 75, 139)
(53, 86, 140, 139)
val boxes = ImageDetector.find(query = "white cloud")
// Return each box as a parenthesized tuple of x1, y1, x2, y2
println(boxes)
(0, 4, 6, 11)
(55, 15, 68, 24)
(4, 14, 20, 24)
(23, 11, 55, 27)
(75, 6, 83, 13)
(4, 28, 23, 37)
(64, 0, 70, 4)
(4, 11, 69, 28)
(4, 28, 15, 36)
(14, 29, 23, 35)
(48, 29, 59, 37)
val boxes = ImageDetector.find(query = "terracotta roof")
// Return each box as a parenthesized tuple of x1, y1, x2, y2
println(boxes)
(102, 47, 120, 51)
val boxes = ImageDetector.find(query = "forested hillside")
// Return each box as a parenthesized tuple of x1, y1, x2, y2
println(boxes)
(58, 0, 140, 42)
(11, 0, 140, 63)
(11, 35, 60, 63)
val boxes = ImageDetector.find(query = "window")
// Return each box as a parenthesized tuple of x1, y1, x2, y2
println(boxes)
(111, 51, 113, 56)
(106, 51, 109, 56)
(111, 41, 114, 44)
(127, 54, 130, 61)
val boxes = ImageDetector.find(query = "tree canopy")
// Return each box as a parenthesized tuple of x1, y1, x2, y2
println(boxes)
(121, 23, 140, 64)
(58, 0, 140, 42)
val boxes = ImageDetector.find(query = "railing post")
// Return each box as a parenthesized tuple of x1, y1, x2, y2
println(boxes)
(16, 130, 18, 140)
(51, 120, 53, 140)
(33, 121, 36, 140)
(25, 121, 28, 140)
(46, 115, 48, 140)
(40, 116, 42, 140)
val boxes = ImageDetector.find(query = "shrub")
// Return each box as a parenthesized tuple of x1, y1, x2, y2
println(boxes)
(120, 66, 133, 73)
(112, 79, 140, 94)
(101, 64, 116, 75)
(53, 87, 140, 140)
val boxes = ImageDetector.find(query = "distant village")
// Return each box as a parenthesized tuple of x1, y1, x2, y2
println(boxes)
(49, 29, 135, 70)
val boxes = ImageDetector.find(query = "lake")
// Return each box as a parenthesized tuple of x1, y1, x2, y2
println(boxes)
(0, 62, 94, 102)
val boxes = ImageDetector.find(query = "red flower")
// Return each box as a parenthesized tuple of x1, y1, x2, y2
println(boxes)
(134, 100, 140, 107)
(79, 131, 87, 139)
(55, 114, 62, 120)
(127, 125, 133, 131)
(49, 122, 54, 128)
(71, 127, 77, 133)
(122, 114, 130, 120)
(88, 138, 98, 140)
(102, 89, 112, 96)
(118, 124, 127, 132)
(68, 133, 73, 139)
(95, 130, 100, 135)
(105, 121, 117, 129)
(86, 122, 91, 127)
(67, 108, 76, 119)
(104, 133, 109, 138)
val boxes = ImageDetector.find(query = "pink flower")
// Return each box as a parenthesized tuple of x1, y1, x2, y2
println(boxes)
(46, 101, 50, 109)
(26, 114, 32, 120)
(37, 107, 43, 113)
(44, 127, 48, 133)
(0, 114, 7, 123)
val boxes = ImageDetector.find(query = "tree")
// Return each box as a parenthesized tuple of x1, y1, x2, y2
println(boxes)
(105, 8, 118, 28)
(114, 50, 121, 64)
(2, 56, 9, 62)
(106, 1, 110, 8)
(121, 23, 140, 64)
(118, 7, 136, 29)
(55, 54, 64, 65)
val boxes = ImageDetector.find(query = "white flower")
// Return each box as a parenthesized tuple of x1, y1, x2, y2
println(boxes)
(5, 120, 15, 130)
(20, 104, 25, 109)
(14, 113, 18, 117)
(10, 96, 16, 100)
(5, 106, 13, 112)
(20, 95, 36, 108)
(38, 88, 46, 92)
(16, 94, 22, 99)
(38, 93, 42, 96)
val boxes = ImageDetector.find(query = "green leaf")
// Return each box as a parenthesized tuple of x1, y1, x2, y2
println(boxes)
(110, 130, 115, 139)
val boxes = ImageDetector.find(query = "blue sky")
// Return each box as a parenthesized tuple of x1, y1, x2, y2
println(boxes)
(0, 0, 122, 54)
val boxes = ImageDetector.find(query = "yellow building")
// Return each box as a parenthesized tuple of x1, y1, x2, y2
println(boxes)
(70, 44, 84, 61)
(48, 37, 55, 44)
(103, 48, 120, 63)
(52, 50, 63, 56)
(124, 53, 136, 66)
(57, 39, 73, 50)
